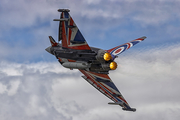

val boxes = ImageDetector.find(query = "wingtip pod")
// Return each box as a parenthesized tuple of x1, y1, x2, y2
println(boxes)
(108, 102, 136, 112)
(139, 36, 147, 40)
(122, 108, 136, 112)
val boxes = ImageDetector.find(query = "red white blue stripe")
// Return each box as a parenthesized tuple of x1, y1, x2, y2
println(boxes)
(61, 12, 91, 50)
(107, 36, 146, 59)
(79, 70, 133, 110)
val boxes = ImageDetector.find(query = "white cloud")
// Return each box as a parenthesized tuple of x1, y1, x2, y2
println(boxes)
(0, 62, 23, 76)
(0, 0, 57, 29)
(25, 95, 47, 117)
(0, 83, 7, 94)
(84, 0, 102, 5)
(7, 80, 20, 96)
(0, 43, 180, 120)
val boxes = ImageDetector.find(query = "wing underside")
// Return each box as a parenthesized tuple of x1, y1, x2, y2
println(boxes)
(79, 69, 136, 112)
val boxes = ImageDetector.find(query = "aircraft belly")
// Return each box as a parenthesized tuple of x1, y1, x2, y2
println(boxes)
(55, 50, 97, 61)
(56, 51, 75, 59)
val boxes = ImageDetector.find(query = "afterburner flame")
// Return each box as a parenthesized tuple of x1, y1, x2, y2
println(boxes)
(103, 53, 112, 61)
(110, 62, 117, 70)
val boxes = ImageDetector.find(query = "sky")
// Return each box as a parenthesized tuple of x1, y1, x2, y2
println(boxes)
(0, 0, 180, 120)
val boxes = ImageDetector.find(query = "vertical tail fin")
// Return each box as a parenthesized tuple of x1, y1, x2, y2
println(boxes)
(54, 9, 91, 50)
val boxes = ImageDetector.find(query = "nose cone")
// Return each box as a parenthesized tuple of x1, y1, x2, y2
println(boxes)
(45, 46, 52, 54)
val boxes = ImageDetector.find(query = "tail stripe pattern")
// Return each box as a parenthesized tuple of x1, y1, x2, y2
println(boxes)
(60, 12, 91, 50)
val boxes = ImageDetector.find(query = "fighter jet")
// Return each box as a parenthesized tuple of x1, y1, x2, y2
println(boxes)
(46, 9, 146, 112)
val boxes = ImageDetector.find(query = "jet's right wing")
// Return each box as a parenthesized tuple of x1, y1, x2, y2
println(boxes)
(79, 69, 136, 112)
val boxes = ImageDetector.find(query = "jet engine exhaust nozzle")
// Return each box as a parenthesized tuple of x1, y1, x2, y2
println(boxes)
(110, 61, 117, 70)
(96, 50, 112, 62)
(103, 52, 112, 61)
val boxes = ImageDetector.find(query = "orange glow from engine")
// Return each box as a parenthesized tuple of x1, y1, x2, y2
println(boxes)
(110, 62, 117, 70)
(103, 53, 112, 61)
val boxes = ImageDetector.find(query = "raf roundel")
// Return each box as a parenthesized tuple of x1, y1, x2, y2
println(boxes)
(112, 47, 125, 56)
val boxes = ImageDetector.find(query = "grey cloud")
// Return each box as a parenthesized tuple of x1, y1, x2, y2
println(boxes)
(0, 62, 81, 120)
(0, 44, 180, 120)
(1, 0, 180, 31)
(0, 0, 57, 29)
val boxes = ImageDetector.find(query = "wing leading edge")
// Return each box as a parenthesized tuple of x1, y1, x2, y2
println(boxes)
(79, 69, 136, 112)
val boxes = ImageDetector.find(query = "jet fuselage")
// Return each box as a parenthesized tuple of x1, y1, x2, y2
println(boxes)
(46, 44, 116, 74)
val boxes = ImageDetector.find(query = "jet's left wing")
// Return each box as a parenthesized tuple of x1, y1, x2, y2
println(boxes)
(79, 69, 136, 112)
(107, 36, 146, 59)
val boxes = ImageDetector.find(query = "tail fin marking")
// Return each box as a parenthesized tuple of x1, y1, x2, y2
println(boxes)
(59, 11, 91, 50)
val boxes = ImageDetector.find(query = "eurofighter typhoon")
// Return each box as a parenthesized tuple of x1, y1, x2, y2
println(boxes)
(46, 9, 147, 112)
